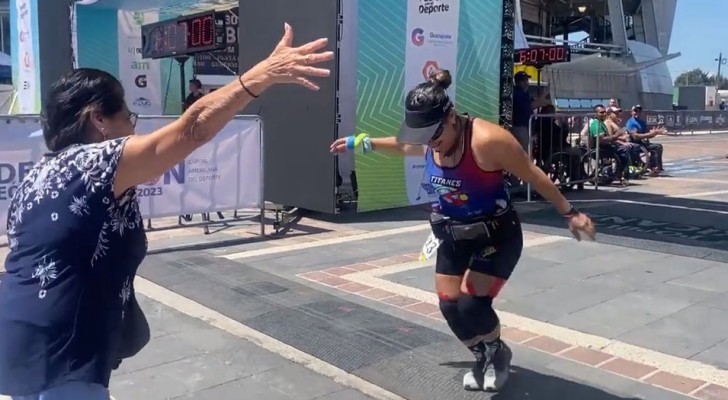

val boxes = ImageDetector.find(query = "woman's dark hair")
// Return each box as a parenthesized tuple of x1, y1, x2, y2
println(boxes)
(405, 69, 453, 111)
(41, 68, 125, 151)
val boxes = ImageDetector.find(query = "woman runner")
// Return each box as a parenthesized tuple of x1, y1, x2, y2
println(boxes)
(330, 70, 595, 392)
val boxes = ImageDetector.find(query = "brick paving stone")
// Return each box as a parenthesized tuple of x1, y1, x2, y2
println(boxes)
(501, 327, 540, 344)
(695, 384, 728, 400)
(338, 282, 372, 294)
(299, 271, 332, 282)
(323, 267, 357, 276)
(600, 358, 657, 380)
(359, 288, 396, 300)
(318, 276, 352, 287)
(524, 336, 572, 354)
(381, 295, 420, 308)
(560, 347, 615, 366)
(346, 263, 379, 272)
(404, 302, 440, 316)
(644, 371, 705, 394)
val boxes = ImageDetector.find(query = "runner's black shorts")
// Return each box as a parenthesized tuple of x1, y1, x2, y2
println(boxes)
(435, 208, 523, 281)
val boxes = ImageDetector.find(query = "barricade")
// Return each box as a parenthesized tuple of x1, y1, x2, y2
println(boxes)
(0, 114, 265, 236)
(525, 112, 602, 201)
(625, 110, 728, 135)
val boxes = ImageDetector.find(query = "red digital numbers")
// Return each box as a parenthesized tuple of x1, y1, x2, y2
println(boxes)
(189, 15, 214, 47)
(518, 49, 528, 64)
(515, 46, 568, 65)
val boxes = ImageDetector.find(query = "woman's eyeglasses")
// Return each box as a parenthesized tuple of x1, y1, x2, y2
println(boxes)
(128, 111, 138, 127)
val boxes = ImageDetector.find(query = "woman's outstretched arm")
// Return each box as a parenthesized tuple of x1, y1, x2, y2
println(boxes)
(113, 23, 333, 197)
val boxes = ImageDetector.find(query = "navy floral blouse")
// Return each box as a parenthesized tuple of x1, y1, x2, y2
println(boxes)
(0, 137, 147, 396)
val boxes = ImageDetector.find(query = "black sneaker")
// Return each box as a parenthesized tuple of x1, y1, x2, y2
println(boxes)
(483, 341, 512, 392)
(462, 341, 498, 391)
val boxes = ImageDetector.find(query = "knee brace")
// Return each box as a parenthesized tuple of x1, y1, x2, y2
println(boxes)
(439, 298, 476, 341)
(458, 295, 499, 336)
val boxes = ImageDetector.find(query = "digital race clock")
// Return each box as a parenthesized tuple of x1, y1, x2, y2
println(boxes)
(514, 46, 571, 66)
(141, 10, 227, 59)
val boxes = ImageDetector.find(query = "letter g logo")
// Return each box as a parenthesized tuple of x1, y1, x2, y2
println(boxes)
(411, 28, 425, 46)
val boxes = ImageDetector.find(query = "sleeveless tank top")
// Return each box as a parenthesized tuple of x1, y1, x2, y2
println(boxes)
(424, 118, 511, 221)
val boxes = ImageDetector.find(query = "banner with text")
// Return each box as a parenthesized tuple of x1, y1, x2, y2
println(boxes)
(355, 0, 502, 211)
(403, 0, 460, 206)
(9, 0, 41, 114)
(0, 116, 263, 234)
(117, 11, 164, 115)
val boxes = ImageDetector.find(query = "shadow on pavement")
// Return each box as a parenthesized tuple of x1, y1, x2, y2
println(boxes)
(517, 188, 728, 262)
(441, 362, 644, 400)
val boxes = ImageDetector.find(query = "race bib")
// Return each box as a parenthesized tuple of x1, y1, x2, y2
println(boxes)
(419, 232, 442, 261)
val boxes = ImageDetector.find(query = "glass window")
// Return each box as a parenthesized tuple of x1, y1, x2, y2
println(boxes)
(0, 11, 9, 55)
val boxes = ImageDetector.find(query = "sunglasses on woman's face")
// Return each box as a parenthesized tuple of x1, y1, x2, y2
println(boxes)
(428, 122, 445, 143)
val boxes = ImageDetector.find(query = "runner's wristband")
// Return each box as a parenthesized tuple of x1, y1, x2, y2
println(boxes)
(345, 133, 372, 153)
(562, 205, 579, 218)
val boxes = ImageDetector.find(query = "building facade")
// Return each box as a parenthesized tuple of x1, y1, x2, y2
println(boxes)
(515, 0, 678, 111)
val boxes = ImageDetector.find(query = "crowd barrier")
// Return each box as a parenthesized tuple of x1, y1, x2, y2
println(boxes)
(555, 109, 728, 135)
(524, 110, 677, 200)
(525, 113, 602, 201)
(0, 115, 265, 236)
(639, 110, 728, 134)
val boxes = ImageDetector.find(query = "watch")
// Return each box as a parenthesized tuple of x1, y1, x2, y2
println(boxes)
(562, 205, 579, 218)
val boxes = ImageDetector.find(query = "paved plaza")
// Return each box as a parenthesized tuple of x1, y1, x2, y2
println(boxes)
(2, 134, 728, 399)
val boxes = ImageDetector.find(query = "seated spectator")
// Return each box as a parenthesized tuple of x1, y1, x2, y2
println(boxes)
(536, 105, 583, 182)
(606, 106, 643, 174)
(625, 105, 666, 175)
(589, 104, 633, 185)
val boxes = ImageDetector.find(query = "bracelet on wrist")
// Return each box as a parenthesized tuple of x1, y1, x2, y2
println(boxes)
(238, 75, 259, 98)
(345, 133, 372, 153)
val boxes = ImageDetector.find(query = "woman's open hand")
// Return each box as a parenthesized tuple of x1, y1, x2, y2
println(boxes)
(329, 137, 349, 153)
(259, 23, 334, 90)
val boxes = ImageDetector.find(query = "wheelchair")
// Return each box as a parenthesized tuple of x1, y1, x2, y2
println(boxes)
(580, 145, 624, 186)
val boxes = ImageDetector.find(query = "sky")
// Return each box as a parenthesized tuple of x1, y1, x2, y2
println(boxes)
(667, 0, 728, 79)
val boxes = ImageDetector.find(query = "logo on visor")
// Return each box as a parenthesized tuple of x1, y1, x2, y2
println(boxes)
(411, 28, 425, 46)
(422, 60, 440, 80)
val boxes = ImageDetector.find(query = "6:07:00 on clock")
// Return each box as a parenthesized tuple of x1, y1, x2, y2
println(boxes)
(514, 45, 571, 66)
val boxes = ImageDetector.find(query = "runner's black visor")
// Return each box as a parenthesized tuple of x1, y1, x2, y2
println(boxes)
(397, 100, 453, 145)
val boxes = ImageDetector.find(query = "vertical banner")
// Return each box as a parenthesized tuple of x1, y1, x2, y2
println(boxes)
(10, 0, 41, 114)
(117, 10, 163, 115)
(354, 0, 503, 212)
(403, 0, 460, 205)
(70, 4, 79, 69)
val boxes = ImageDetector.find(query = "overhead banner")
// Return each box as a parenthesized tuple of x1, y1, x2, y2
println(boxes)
(354, 0, 503, 212)
(0, 116, 263, 234)
(9, 0, 41, 114)
(194, 7, 239, 76)
(117, 11, 164, 115)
